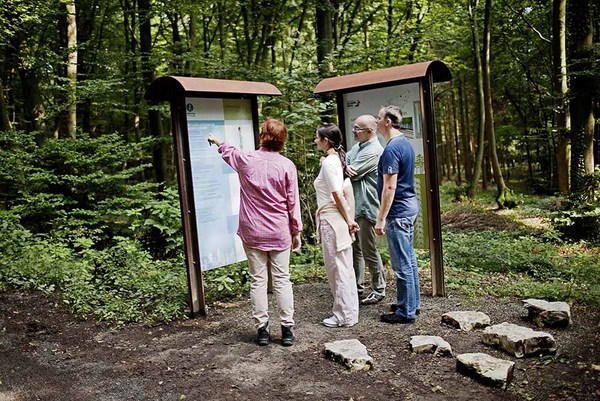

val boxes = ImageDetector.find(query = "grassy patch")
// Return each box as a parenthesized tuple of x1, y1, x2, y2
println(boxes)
(440, 191, 600, 305)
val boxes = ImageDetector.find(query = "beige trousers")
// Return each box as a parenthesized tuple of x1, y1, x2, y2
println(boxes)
(244, 245, 294, 328)
(320, 220, 359, 326)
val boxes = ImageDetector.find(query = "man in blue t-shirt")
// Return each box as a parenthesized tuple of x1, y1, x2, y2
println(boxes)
(374, 105, 421, 324)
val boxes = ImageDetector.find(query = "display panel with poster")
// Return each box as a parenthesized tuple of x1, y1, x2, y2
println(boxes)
(185, 97, 255, 271)
(342, 82, 429, 249)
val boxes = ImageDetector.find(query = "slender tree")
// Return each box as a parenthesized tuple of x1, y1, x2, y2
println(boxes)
(466, 0, 486, 199)
(0, 82, 10, 130)
(139, 0, 168, 185)
(553, 0, 570, 194)
(66, 0, 77, 139)
(316, 0, 334, 78)
(568, 0, 595, 199)
(482, 0, 513, 208)
(458, 73, 473, 183)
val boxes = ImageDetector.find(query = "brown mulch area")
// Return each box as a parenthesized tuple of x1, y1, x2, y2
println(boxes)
(441, 207, 523, 232)
(1, 283, 599, 401)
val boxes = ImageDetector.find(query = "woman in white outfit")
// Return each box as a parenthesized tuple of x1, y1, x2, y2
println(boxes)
(313, 123, 360, 327)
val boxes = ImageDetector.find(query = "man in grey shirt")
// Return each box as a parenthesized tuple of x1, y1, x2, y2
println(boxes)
(346, 114, 386, 305)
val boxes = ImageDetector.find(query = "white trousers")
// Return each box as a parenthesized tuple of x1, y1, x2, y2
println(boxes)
(244, 245, 294, 328)
(320, 220, 359, 326)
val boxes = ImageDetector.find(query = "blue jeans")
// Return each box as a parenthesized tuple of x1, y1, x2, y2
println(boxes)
(386, 215, 420, 319)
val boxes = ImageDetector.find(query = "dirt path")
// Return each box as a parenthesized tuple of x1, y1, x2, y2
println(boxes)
(1, 284, 599, 400)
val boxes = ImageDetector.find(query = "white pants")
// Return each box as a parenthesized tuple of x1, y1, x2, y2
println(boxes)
(244, 245, 294, 328)
(320, 220, 359, 326)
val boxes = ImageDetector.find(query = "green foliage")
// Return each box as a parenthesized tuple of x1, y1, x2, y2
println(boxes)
(64, 237, 188, 324)
(204, 262, 250, 300)
(289, 242, 326, 284)
(0, 208, 189, 323)
(0, 211, 70, 293)
(552, 203, 600, 243)
(442, 194, 600, 305)
(552, 170, 600, 243)
(0, 131, 37, 205)
(0, 132, 191, 323)
(126, 186, 184, 260)
(444, 231, 562, 278)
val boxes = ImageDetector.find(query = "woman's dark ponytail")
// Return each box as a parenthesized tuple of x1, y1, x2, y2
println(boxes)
(317, 123, 349, 179)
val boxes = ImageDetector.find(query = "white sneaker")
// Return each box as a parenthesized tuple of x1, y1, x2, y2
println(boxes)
(322, 316, 339, 327)
(322, 316, 356, 328)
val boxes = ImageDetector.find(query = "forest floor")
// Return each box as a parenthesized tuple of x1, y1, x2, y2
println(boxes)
(1, 280, 599, 401)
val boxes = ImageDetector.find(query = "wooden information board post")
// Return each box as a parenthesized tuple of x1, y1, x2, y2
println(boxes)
(145, 76, 281, 317)
(314, 61, 451, 296)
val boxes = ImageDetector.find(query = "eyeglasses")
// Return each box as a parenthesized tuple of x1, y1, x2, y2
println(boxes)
(352, 126, 370, 132)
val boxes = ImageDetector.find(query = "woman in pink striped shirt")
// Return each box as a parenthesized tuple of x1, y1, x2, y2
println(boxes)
(207, 118, 302, 347)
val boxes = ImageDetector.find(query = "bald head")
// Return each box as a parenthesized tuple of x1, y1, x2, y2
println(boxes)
(352, 114, 377, 143)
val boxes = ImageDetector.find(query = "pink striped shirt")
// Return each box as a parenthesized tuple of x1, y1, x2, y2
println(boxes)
(218, 142, 303, 251)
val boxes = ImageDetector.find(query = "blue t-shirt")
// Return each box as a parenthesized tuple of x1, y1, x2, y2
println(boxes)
(377, 134, 419, 219)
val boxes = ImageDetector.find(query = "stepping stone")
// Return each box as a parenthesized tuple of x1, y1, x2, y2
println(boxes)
(523, 298, 572, 328)
(410, 335, 452, 357)
(482, 322, 556, 357)
(323, 339, 373, 371)
(441, 311, 491, 331)
(456, 352, 515, 390)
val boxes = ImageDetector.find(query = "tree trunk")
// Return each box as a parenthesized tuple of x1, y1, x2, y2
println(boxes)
(168, 12, 184, 74)
(186, 12, 196, 74)
(0, 81, 10, 131)
(66, 0, 77, 139)
(458, 74, 473, 183)
(443, 98, 455, 180)
(568, 0, 595, 199)
(18, 67, 46, 135)
(287, 3, 307, 73)
(139, 0, 168, 186)
(482, 0, 513, 208)
(553, 0, 570, 194)
(452, 90, 462, 185)
(466, 0, 486, 199)
(316, 0, 335, 121)
(316, 0, 334, 78)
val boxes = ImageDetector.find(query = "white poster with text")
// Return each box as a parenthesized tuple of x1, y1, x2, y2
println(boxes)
(185, 97, 255, 271)
(342, 83, 429, 249)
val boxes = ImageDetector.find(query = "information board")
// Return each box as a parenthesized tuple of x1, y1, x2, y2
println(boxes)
(185, 97, 255, 271)
(342, 82, 429, 249)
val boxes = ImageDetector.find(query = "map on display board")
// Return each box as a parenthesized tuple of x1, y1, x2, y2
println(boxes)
(342, 82, 429, 249)
(185, 97, 255, 271)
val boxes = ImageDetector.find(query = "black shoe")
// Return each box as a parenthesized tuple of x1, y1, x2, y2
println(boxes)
(281, 325, 295, 347)
(257, 324, 270, 346)
(380, 313, 415, 324)
(389, 304, 420, 315)
(361, 292, 385, 305)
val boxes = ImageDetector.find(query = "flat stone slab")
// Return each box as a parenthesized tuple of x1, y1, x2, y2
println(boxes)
(523, 298, 572, 328)
(323, 339, 373, 371)
(456, 352, 515, 390)
(410, 335, 452, 357)
(441, 310, 491, 331)
(482, 322, 556, 357)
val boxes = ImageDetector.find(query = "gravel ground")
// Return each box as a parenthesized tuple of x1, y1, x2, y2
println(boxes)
(1, 281, 599, 401)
